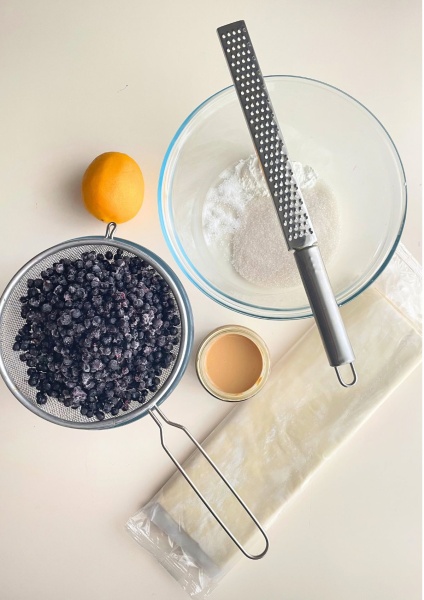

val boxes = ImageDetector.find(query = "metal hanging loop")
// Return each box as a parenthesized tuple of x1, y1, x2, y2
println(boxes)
(335, 363, 357, 388)
(105, 222, 117, 239)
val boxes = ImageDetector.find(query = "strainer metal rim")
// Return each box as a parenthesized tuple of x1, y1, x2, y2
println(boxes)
(0, 232, 194, 430)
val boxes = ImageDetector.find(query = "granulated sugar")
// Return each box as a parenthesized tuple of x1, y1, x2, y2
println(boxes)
(202, 156, 340, 288)
(202, 157, 268, 259)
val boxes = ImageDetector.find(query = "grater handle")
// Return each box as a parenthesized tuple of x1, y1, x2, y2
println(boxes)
(294, 245, 357, 387)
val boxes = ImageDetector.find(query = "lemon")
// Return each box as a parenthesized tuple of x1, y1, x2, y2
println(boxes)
(82, 152, 144, 224)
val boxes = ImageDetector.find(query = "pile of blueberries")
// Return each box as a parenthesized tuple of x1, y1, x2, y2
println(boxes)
(13, 248, 181, 421)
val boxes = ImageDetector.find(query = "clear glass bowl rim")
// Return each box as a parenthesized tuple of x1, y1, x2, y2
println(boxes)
(158, 75, 407, 321)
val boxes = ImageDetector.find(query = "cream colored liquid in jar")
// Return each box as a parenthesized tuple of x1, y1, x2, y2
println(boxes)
(204, 333, 263, 394)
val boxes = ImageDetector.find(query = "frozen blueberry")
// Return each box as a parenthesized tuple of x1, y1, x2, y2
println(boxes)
(72, 386, 87, 402)
(60, 314, 72, 326)
(36, 392, 48, 405)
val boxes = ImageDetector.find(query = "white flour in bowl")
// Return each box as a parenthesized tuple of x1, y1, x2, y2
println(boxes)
(202, 156, 340, 288)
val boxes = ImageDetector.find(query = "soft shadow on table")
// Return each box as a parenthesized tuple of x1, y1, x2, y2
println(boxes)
(61, 166, 89, 221)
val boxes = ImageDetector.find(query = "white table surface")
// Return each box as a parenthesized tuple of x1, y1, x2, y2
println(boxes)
(0, 1, 421, 599)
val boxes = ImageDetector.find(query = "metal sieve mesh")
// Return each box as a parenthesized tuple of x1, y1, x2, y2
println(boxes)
(0, 230, 192, 429)
(218, 21, 317, 250)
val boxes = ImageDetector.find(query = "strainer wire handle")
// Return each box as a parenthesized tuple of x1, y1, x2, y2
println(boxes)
(148, 406, 269, 560)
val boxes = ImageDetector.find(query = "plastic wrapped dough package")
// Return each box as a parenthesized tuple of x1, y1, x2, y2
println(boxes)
(127, 245, 422, 598)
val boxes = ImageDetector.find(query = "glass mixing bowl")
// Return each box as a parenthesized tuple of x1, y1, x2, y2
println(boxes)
(158, 76, 406, 319)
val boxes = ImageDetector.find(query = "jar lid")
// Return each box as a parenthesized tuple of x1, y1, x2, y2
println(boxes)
(196, 325, 271, 402)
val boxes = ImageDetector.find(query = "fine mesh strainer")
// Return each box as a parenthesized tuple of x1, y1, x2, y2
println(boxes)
(0, 222, 268, 559)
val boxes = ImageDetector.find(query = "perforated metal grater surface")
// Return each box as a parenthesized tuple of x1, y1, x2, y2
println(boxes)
(217, 21, 357, 386)
(217, 21, 317, 251)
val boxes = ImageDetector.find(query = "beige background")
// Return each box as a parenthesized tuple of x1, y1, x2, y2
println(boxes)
(0, 1, 421, 599)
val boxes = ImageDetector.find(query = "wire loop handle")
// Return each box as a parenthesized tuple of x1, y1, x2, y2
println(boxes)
(335, 363, 357, 388)
(104, 222, 117, 239)
(149, 406, 269, 560)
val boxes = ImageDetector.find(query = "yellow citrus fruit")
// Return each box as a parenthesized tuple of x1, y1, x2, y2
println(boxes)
(82, 152, 144, 224)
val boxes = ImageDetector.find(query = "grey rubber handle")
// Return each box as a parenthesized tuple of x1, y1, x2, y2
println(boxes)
(294, 245, 355, 371)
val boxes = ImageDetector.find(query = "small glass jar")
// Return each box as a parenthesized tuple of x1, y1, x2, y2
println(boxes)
(196, 325, 271, 402)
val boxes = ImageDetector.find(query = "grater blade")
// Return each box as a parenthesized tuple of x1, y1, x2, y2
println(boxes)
(217, 21, 357, 387)
(217, 20, 317, 251)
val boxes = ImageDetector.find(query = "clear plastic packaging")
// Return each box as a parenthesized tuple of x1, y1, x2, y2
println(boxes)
(126, 244, 422, 598)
